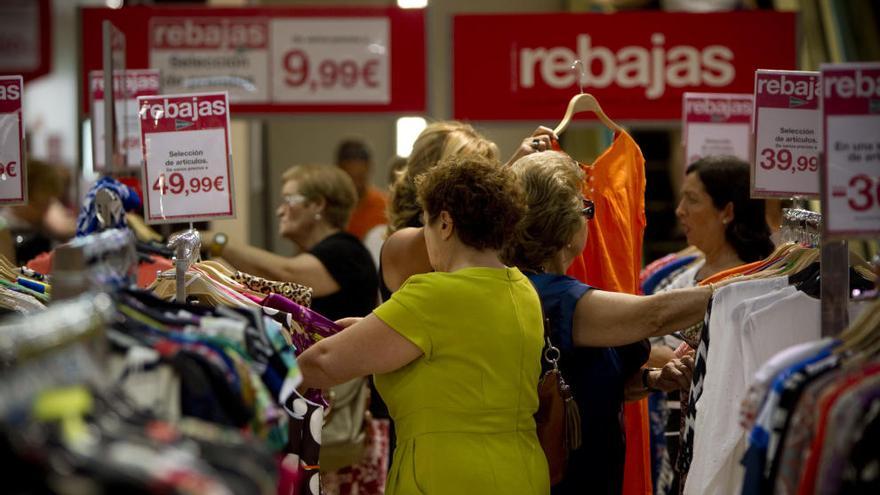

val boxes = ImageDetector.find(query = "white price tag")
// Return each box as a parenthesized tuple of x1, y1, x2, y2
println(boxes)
(0, 76, 26, 205)
(91, 70, 161, 170)
(137, 92, 235, 224)
(821, 63, 880, 239)
(752, 70, 821, 198)
(271, 18, 390, 104)
(682, 92, 753, 167)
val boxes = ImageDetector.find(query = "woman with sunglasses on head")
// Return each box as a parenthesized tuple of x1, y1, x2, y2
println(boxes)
(505, 151, 718, 495)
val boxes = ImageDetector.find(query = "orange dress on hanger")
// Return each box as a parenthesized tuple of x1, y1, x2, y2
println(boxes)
(562, 131, 653, 495)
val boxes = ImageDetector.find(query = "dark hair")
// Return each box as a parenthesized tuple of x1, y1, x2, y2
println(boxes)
(416, 155, 525, 251)
(335, 139, 371, 164)
(686, 156, 774, 263)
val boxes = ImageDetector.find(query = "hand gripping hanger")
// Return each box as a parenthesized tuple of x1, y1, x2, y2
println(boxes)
(553, 60, 622, 136)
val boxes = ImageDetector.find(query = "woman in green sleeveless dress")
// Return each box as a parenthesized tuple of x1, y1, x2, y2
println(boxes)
(298, 155, 549, 494)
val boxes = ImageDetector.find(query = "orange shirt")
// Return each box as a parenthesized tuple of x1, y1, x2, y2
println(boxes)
(561, 131, 653, 495)
(346, 186, 388, 240)
(566, 132, 647, 294)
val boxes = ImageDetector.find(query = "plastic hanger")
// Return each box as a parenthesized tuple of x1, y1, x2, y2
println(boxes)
(553, 60, 622, 136)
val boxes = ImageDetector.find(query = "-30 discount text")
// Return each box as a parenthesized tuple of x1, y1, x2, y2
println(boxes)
(137, 92, 235, 224)
(752, 70, 821, 198)
(0, 76, 25, 205)
(821, 62, 880, 238)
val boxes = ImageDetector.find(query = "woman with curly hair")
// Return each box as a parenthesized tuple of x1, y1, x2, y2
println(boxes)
(298, 155, 550, 494)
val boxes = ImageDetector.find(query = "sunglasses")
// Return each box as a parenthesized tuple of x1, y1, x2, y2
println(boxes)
(280, 194, 308, 207)
(581, 198, 595, 220)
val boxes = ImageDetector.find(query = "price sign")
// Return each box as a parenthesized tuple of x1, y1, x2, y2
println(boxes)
(682, 92, 753, 167)
(137, 92, 235, 224)
(752, 70, 822, 198)
(271, 18, 390, 104)
(0, 76, 26, 205)
(821, 62, 880, 238)
(149, 17, 270, 103)
(91, 69, 161, 170)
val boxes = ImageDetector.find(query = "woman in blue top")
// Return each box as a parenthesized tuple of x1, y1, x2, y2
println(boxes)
(504, 151, 716, 494)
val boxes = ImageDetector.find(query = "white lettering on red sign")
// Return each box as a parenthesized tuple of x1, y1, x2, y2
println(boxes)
(0, 84, 21, 101)
(685, 98, 752, 119)
(823, 70, 880, 99)
(140, 96, 228, 122)
(91, 72, 161, 96)
(755, 74, 821, 100)
(519, 33, 735, 99)
(151, 18, 268, 50)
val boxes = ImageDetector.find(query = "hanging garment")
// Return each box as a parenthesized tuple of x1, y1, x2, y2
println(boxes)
(678, 277, 789, 491)
(566, 131, 646, 294)
(684, 284, 818, 495)
(642, 255, 700, 296)
(558, 131, 653, 495)
(76, 176, 142, 236)
(233, 271, 313, 308)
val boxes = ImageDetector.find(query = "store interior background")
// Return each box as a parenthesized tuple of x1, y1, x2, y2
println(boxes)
(22, 0, 880, 261)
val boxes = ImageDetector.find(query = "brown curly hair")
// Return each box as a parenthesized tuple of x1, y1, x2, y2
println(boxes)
(503, 151, 585, 270)
(415, 155, 525, 252)
(387, 121, 499, 234)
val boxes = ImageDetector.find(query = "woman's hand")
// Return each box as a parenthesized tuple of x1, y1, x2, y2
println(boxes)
(504, 126, 558, 167)
(335, 317, 364, 329)
(650, 355, 695, 392)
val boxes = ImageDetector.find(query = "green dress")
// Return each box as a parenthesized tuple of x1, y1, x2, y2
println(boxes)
(373, 266, 550, 494)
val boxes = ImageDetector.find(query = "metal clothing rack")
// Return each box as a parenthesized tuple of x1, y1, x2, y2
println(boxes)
(782, 208, 823, 247)
(166, 226, 200, 304)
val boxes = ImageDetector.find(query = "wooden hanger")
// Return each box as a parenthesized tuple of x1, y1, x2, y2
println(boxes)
(553, 60, 622, 135)
(554, 93, 622, 135)
(836, 298, 880, 358)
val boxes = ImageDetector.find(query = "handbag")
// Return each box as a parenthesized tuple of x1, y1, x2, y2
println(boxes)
(318, 377, 370, 471)
(532, 290, 582, 486)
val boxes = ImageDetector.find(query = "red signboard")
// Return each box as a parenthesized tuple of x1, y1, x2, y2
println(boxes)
(821, 62, 880, 238)
(453, 11, 796, 121)
(752, 70, 822, 198)
(0, 76, 26, 205)
(682, 92, 753, 166)
(138, 92, 235, 224)
(81, 6, 425, 115)
(0, 0, 51, 82)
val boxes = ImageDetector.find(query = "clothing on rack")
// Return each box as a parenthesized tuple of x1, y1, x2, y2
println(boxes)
(0, 293, 280, 495)
(669, 240, 877, 495)
(738, 297, 880, 494)
(76, 176, 142, 237)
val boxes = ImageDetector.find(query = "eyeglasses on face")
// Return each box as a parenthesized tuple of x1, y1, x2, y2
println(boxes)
(581, 198, 595, 220)
(280, 194, 308, 207)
